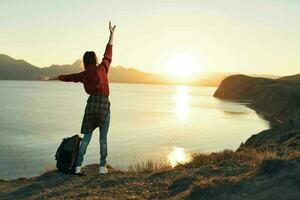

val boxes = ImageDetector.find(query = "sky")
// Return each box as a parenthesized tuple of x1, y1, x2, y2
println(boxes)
(0, 0, 299, 76)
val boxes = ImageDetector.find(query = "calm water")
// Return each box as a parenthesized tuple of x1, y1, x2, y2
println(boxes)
(0, 81, 269, 180)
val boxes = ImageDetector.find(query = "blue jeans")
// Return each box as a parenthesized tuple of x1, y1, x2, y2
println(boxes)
(75, 110, 110, 167)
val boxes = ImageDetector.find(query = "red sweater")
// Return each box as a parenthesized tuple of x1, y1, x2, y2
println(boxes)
(59, 44, 112, 97)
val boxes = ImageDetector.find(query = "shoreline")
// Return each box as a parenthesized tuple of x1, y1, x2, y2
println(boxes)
(247, 104, 283, 127)
(1, 74, 300, 199)
(214, 74, 300, 150)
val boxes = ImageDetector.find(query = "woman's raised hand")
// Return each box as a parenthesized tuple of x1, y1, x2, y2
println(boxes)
(109, 21, 116, 34)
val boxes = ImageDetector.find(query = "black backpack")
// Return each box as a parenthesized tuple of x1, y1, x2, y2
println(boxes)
(55, 135, 82, 174)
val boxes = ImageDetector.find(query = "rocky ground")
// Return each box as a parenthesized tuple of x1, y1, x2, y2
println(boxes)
(1, 149, 299, 200)
(1, 74, 300, 200)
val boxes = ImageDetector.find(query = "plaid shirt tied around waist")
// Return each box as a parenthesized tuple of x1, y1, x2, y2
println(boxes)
(81, 94, 110, 134)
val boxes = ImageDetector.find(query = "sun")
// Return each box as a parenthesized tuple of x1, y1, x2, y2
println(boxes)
(164, 53, 202, 80)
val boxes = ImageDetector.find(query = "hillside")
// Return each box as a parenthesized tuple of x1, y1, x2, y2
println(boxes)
(214, 74, 300, 150)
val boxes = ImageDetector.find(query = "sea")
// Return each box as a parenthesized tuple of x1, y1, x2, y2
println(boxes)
(0, 81, 269, 180)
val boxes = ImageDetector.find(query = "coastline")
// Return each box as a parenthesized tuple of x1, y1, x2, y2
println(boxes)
(214, 74, 300, 150)
(1, 74, 300, 199)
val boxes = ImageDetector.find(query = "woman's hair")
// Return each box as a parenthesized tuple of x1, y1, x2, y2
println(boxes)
(83, 51, 98, 69)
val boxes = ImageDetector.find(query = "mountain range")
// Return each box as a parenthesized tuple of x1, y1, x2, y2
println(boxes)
(0, 54, 278, 86)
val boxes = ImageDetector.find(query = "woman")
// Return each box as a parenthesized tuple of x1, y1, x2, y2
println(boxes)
(40, 21, 116, 175)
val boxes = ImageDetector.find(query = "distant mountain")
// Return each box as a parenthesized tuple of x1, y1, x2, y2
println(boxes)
(0, 54, 41, 80)
(0, 54, 280, 86)
(0, 54, 172, 84)
(277, 74, 300, 82)
(41, 59, 83, 77)
(109, 66, 169, 84)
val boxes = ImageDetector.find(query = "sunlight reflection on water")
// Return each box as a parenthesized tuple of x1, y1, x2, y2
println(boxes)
(174, 86, 191, 122)
(168, 146, 192, 167)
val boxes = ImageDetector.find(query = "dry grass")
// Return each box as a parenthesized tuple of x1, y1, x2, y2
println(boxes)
(127, 148, 282, 173)
(128, 159, 172, 173)
(283, 150, 300, 160)
(184, 148, 277, 168)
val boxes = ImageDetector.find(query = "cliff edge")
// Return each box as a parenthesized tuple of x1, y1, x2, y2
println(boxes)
(214, 74, 300, 150)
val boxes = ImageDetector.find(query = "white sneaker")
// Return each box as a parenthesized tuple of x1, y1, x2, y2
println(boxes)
(75, 166, 81, 174)
(99, 166, 108, 174)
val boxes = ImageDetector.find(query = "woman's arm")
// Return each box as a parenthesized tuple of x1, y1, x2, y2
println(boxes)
(50, 76, 59, 80)
(99, 21, 116, 73)
(38, 76, 58, 81)
(108, 21, 116, 45)
(38, 72, 84, 82)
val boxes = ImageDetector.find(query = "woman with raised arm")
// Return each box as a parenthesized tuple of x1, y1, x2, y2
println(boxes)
(40, 21, 116, 175)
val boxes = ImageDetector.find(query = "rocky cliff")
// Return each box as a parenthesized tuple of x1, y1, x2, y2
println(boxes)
(214, 74, 300, 150)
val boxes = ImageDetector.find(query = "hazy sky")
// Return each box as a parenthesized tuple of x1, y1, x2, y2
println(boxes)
(0, 0, 299, 76)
